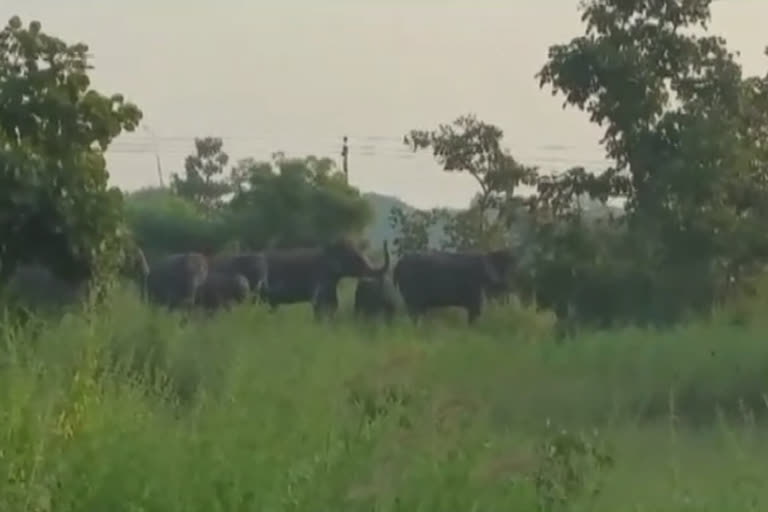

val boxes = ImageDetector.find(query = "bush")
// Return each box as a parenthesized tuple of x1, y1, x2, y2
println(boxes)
(124, 187, 235, 261)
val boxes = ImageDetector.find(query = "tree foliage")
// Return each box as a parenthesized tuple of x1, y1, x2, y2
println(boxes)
(171, 137, 232, 212)
(124, 187, 231, 263)
(530, 0, 768, 325)
(0, 15, 142, 286)
(404, 114, 538, 251)
(228, 152, 373, 248)
(386, 3, 768, 328)
(388, 206, 446, 257)
(137, 144, 374, 258)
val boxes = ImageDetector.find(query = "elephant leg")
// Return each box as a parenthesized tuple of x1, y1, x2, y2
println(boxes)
(177, 280, 198, 310)
(263, 292, 279, 313)
(327, 297, 340, 319)
(313, 300, 333, 320)
(353, 298, 363, 318)
(554, 301, 577, 342)
(467, 290, 484, 325)
(315, 295, 338, 320)
(253, 285, 269, 306)
(384, 306, 395, 324)
(312, 282, 338, 321)
(405, 305, 422, 325)
(311, 283, 324, 319)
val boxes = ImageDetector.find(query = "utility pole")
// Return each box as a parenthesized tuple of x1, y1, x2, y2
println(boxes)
(341, 135, 349, 184)
(154, 152, 164, 188)
(142, 124, 165, 187)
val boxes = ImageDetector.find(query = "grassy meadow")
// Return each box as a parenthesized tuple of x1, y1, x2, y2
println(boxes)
(1, 281, 768, 511)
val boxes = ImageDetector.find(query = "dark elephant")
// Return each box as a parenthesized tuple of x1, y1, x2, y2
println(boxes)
(194, 271, 251, 312)
(481, 248, 519, 303)
(208, 251, 268, 301)
(353, 276, 398, 322)
(1, 264, 90, 312)
(260, 239, 390, 317)
(393, 248, 516, 324)
(146, 252, 208, 310)
(1, 244, 151, 312)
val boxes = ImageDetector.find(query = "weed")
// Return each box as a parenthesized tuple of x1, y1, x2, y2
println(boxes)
(532, 422, 614, 511)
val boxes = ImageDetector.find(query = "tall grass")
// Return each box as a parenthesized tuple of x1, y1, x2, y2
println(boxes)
(1, 288, 768, 510)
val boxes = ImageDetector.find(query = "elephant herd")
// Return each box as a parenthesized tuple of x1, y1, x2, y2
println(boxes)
(143, 240, 518, 324)
(1, 239, 520, 324)
(141, 239, 390, 315)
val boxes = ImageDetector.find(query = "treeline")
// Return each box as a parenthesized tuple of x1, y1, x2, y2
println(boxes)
(3, 1, 768, 332)
(372, 1, 768, 330)
(125, 144, 374, 263)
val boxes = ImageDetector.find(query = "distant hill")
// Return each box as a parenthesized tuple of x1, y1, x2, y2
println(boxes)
(361, 192, 623, 248)
(362, 192, 454, 248)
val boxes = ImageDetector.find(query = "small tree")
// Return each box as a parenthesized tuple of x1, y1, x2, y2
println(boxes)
(227, 153, 373, 249)
(171, 136, 232, 212)
(0, 16, 142, 286)
(387, 206, 446, 257)
(404, 114, 537, 250)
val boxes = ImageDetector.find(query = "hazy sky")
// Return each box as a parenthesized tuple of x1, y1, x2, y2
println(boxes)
(5, 0, 767, 208)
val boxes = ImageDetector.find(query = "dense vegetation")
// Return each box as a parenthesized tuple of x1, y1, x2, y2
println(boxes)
(2, 1, 768, 509)
(2, 292, 768, 510)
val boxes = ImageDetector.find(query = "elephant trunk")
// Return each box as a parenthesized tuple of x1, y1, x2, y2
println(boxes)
(369, 240, 390, 277)
(138, 275, 148, 303)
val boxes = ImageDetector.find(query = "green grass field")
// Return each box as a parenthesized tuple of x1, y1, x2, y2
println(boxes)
(1, 285, 768, 511)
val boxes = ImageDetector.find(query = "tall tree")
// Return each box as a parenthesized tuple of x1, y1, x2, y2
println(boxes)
(171, 136, 232, 212)
(0, 16, 142, 285)
(534, 0, 768, 321)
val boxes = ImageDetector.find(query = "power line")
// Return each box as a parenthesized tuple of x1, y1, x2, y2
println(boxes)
(106, 153, 611, 176)
(107, 135, 607, 159)
(114, 129, 600, 148)
(101, 128, 614, 180)
(105, 145, 609, 167)
(113, 131, 597, 152)
(107, 144, 607, 160)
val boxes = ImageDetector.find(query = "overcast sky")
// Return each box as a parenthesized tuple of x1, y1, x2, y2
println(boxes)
(5, 0, 767, 208)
